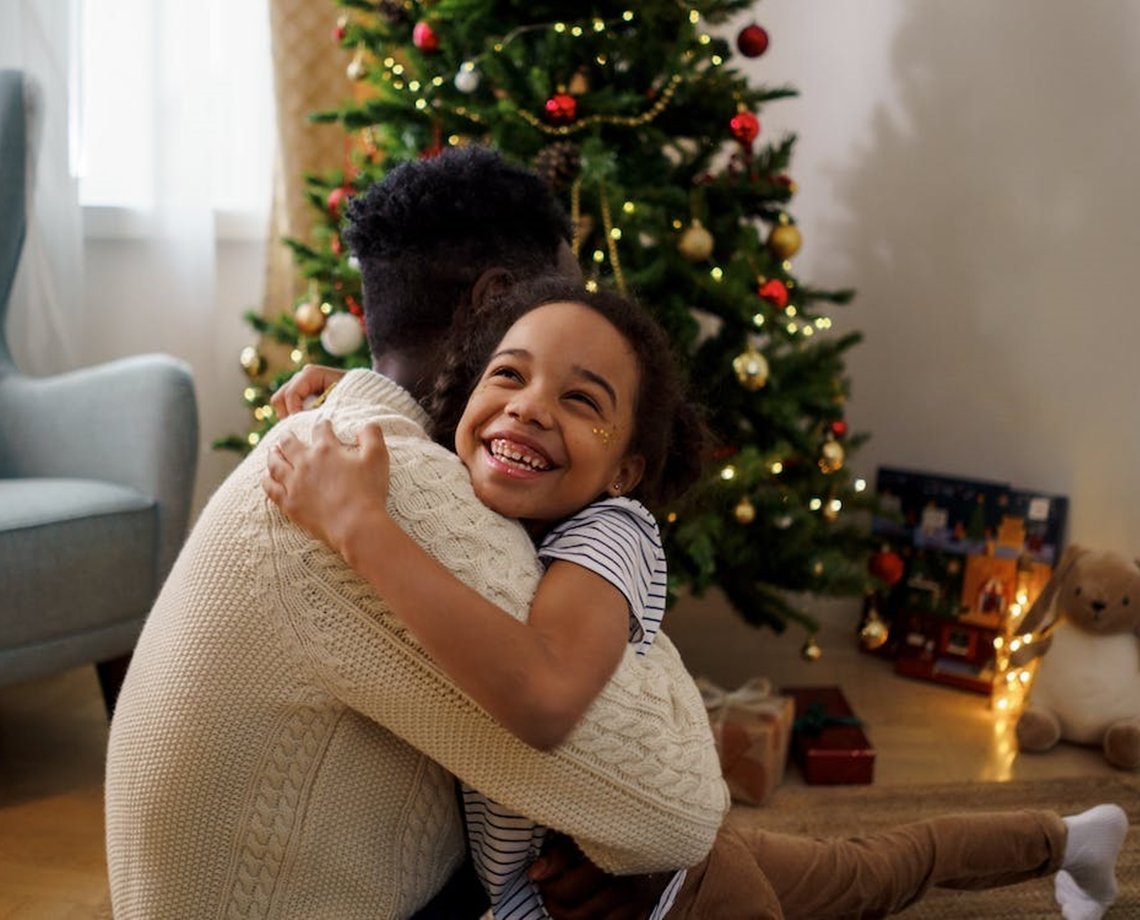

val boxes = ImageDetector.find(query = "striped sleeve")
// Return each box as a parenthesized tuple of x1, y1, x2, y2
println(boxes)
(537, 497, 667, 653)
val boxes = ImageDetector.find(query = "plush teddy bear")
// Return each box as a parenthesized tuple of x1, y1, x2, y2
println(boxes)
(1011, 545, 1140, 770)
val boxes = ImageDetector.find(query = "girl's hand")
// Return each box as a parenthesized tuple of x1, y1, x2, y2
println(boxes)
(262, 418, 391, 556)
(270, 365, 347, 419)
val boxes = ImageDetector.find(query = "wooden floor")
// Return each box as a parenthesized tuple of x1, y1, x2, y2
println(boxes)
(0, 592, 1120, 918)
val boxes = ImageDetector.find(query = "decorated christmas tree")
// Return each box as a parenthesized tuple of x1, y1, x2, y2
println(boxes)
(218, 0, 876, 638)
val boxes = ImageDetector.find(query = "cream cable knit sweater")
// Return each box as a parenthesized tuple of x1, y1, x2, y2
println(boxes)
(106, 370, 727, 920)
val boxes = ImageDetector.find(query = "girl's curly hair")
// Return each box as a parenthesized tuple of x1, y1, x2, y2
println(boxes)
(428, 278, 707, 510)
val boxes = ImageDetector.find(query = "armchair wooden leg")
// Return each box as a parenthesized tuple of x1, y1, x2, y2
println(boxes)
(96, 653, 133, 719)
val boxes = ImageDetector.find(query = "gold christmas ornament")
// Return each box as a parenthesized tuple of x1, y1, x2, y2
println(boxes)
(733, 496, 756, 524)
(568, 67, 591, 95)
(818, 437, 845, 473)
(767, 220, 802, 260)
(800, 633, 823, 662)
(294, 300, 327, 336)
(239, 345, 266, 378)
(678, 219, 714, 261)
(732, 347, 769, 391)
(859, 604, 890, 652)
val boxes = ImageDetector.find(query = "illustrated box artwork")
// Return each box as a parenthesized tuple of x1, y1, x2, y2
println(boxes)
(867, 468, 1068, 695)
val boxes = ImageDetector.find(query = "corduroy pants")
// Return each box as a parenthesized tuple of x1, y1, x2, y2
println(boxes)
(668, 808, 1067, 919)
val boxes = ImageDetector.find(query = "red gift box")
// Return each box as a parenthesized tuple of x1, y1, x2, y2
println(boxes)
(698, 677, 794, 806)
(784, 685, 875, 785)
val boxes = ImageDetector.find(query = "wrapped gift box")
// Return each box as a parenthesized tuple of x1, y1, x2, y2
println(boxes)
(698, 677, 794, 806)
(784, 685, 875, 785)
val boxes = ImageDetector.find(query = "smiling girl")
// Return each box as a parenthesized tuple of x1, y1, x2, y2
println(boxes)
(264, 279, 705, 918)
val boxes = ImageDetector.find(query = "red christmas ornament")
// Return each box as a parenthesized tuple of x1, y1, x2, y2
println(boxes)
(330, 234, 342, 255)
(829, 419, 849, 439)
(757, 278, 789, 309)
(736, 23, 770, 58)
(729, 110, 760, 147)
(326, 185, 352, 217)
(345, 294, 363, 317)
(545, 93, 578, 125)
(412, 20, 440, 52)
(869, 550, 905, 588)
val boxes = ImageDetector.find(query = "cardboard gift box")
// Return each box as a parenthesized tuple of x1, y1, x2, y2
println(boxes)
(784, 685, 875, 785)
(697, 677, 794, 806)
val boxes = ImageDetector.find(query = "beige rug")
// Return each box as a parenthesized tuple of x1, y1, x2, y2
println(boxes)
(741, 774, 1140, 918)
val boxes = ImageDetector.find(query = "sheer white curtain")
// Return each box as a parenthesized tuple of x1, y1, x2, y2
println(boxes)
(0, 0, 84, 375)
(77, 0, 274, 366)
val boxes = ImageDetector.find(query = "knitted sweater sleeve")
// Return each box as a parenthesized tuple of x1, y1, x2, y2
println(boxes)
(263, 392, 727, 875)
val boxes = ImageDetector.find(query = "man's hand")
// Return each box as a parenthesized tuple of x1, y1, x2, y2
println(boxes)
(530, 833, 672, 920)
(270, 364, 347, 419)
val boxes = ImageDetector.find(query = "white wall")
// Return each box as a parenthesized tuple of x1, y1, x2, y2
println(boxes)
(729, 0, 1140, 554)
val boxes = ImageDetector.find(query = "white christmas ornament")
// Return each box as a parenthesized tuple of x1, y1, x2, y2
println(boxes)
(320, 312, 365, 357)
(454, 62, 480, 93)
(347, 255, 361, 272)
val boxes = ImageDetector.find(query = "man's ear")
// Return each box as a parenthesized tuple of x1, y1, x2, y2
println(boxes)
(609, 454, 646, 497)
(469, 267, 514, 314)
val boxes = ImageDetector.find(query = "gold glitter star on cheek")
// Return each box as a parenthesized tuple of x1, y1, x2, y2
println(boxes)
(591, 425, 618, 446)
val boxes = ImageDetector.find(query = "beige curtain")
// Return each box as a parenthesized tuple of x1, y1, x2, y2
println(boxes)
(264, 0, 353, 323)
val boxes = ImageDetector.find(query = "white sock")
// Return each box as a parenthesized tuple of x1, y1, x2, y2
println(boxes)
(1055, 804, 1128, 920)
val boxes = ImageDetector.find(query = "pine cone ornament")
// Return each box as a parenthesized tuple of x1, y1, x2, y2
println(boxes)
(534, 141, 581, 191)
(376, 0, 410, 25)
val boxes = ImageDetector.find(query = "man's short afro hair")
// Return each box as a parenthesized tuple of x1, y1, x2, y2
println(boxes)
(342, 146, 573, 355)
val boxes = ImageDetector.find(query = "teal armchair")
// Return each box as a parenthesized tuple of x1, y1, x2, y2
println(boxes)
(0, 69, 200, 715)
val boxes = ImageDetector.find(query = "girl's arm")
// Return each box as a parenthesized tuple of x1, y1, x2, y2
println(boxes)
(263, 419, 628, 750)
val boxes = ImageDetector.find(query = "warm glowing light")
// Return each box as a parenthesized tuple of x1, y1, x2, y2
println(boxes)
(770, 461, 784, 474)
(720, 465, 737, 481)
(854, 478, 867, 492)
(247, 432, 260, 446)
(809, 498, 822, 511)
(752, 313, 765, 327)
(622, 200, 635, 214)
(290, 349, 304, 363)
(786, 305, 798, 317)
(592, 249, 605, 263)
(689, 10, 700, 23)
(609, 228, 622, 240)
(710, 267, 723, 281)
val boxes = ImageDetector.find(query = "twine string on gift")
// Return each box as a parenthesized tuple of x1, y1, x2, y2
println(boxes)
(696, 677, 779, 753)
(793, 700, 864, 736)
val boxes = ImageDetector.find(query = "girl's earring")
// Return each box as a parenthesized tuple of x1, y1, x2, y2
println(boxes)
(611, 482, 623, 495)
